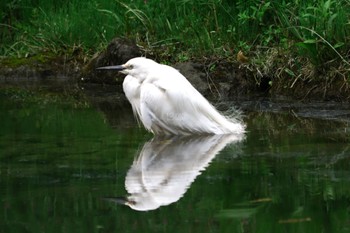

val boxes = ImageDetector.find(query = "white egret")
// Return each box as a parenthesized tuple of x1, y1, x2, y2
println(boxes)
(97, 57, 245, 135)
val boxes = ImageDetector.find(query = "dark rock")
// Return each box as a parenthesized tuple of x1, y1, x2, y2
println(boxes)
(173, 62, 209, 95)
(98, 38, 142, 66)
(81, 38, 142, 84)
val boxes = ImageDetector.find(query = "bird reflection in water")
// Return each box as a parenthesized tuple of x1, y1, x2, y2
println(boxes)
(105, 134, 244, 211)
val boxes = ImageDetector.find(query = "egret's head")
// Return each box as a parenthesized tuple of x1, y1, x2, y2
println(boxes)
(97, 57, 158, 80)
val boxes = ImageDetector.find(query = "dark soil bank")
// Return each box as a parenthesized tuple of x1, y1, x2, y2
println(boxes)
(1, 38, 350, 102)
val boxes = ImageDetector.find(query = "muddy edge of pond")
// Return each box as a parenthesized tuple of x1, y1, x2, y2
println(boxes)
(1, 37, 349, 102)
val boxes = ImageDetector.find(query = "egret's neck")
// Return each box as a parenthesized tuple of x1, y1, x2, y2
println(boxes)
(128, 70, 149, 83)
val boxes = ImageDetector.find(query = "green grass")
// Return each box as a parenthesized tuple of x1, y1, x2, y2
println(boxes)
(1, 0, 349, 68)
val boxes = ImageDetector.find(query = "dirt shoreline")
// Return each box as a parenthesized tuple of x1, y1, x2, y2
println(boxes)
(1, 38, 349, 102)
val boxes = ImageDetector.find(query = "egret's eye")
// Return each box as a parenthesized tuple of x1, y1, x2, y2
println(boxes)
(127, 64, 133, 69)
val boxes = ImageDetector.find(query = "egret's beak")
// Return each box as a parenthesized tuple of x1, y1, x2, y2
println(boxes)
(96, 65, 125, 71)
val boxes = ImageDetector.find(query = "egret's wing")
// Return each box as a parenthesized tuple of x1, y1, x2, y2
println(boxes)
(123, 75, 142, 125)
(140, 81, 180, 134)
(140, 68, 244, 134)
(139, 69, 214, 134)
(155, 73, 245, 134)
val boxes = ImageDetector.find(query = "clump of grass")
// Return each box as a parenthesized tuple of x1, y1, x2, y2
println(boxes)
(276, 0, 350, 67)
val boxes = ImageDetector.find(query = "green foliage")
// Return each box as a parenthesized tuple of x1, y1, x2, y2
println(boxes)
(0, 0, 349, 68)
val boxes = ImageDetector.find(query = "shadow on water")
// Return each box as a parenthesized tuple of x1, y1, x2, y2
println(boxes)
(1, 85, 350, 233)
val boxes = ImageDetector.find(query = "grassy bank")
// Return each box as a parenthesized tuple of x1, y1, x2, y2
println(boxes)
(1, 0, 350, 98)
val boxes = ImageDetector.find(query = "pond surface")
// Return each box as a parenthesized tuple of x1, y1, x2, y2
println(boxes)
(1, 89, 350, 233)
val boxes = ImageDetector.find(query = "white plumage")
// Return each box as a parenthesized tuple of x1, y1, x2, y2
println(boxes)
(98, 57, 245, 135)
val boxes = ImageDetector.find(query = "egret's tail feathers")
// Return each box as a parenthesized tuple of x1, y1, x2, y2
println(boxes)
(199, 102, 245, 135)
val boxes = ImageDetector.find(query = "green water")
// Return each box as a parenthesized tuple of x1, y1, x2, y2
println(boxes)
(1, 91, 350, 233)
